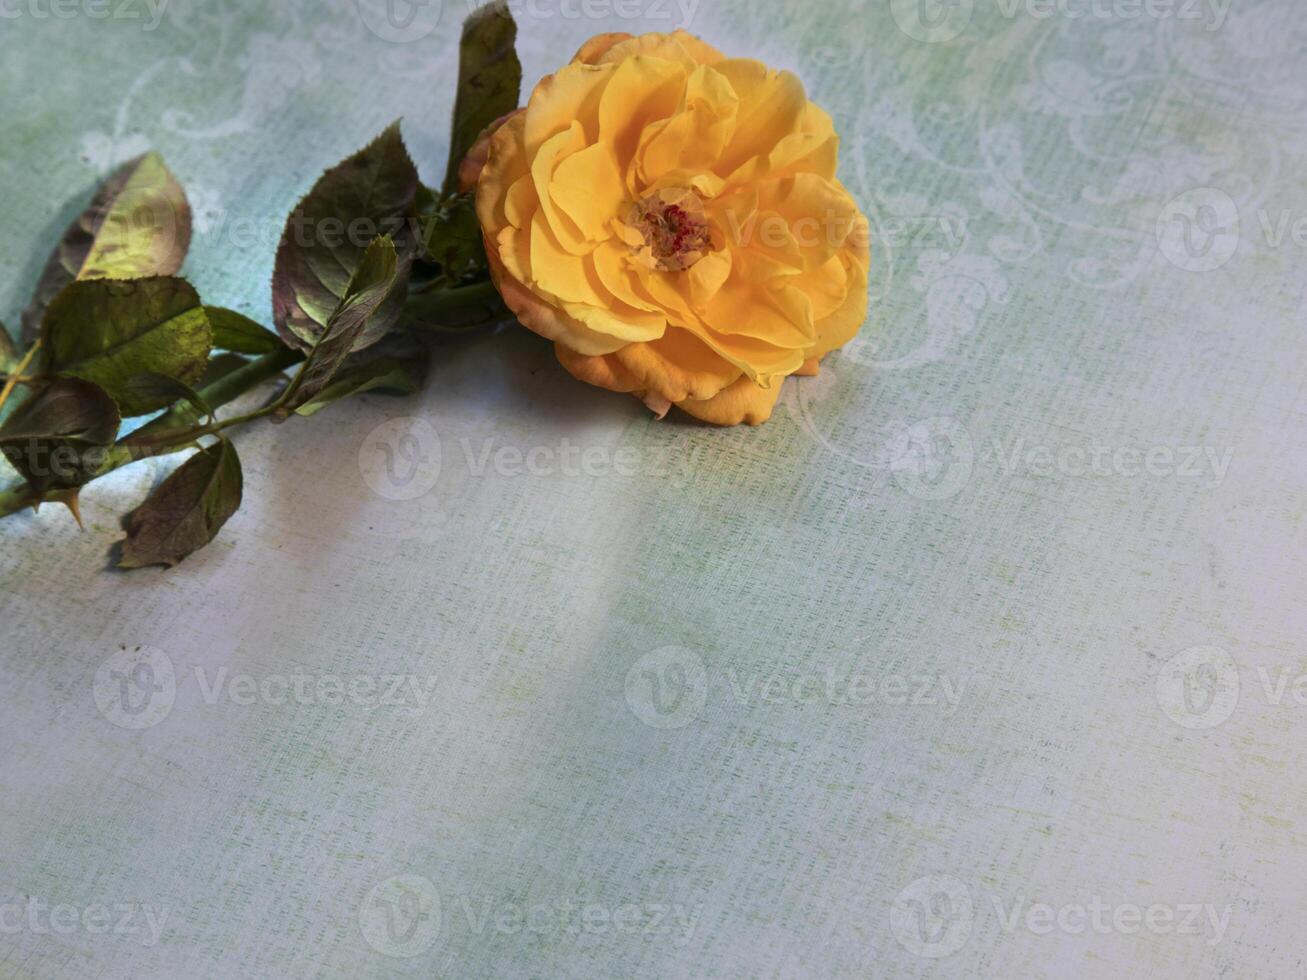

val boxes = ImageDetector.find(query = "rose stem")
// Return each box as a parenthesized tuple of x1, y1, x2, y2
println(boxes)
(0, 346, 303, 519)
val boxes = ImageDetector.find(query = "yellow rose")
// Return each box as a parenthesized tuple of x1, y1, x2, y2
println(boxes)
(463, 30, 870, 426)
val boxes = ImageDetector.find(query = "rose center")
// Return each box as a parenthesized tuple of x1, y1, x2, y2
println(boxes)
(626, 188, 711, 272)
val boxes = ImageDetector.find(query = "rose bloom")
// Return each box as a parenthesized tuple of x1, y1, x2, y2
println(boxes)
(462, 30, 869, 425)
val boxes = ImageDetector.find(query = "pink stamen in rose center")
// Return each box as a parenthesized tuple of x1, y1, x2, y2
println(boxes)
(628, 189, 711, 272)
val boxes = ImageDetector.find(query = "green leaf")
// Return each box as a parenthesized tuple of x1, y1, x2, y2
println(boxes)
(281, 236, 402, 415)
(0, 377, 120, 495)
(444, 2, 521, 194)
(206, 307, 285, 355)
(22, 152, 191, 345)
(122, 372, 212, 421)
(0, 322, 18, 375)
(118, 438, 243, 569)
(292, 334, 429, 417)
(198, 353, 253, 388)
(41, 276, 213, 416)
(272, 123, 418, 354)
(416, 192, 489, 286)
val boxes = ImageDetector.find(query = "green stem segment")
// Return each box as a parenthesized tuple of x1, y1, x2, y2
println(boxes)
(0, 346, 303, 519)
(0, 340, 41, 417)
(0, 277, 502, 520)
(413, 278, 498, 311)
(402, 279, 503, 332)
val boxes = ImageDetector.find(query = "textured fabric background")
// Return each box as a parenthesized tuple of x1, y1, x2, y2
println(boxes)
(2, 1, 1305, 977)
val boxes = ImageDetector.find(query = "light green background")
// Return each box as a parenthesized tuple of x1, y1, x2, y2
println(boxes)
(2, 0, 1305, 977)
